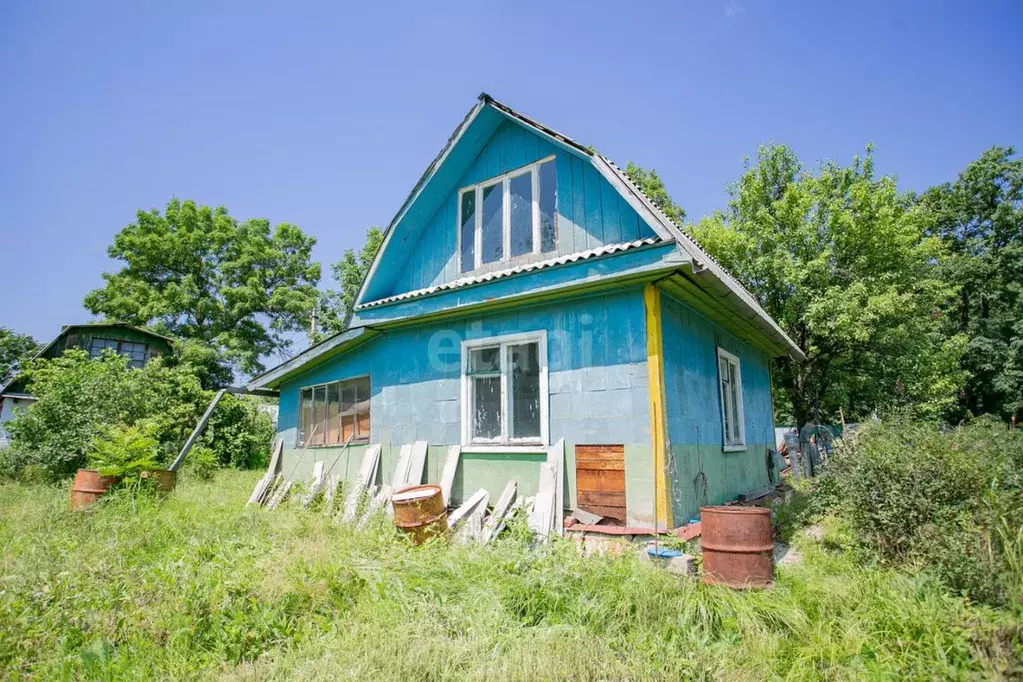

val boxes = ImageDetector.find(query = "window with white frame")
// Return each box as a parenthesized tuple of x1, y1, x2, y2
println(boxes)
(459, 157, 557, 273)
(462, 332, 548, 446)
(717, 348, 746, 449)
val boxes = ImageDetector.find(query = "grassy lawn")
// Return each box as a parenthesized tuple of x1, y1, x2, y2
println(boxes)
(1, 471, 1019, 680)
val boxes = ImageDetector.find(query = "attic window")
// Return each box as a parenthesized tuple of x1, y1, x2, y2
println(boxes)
(459, 156, 557, 273)
(88, 338, 148, 369)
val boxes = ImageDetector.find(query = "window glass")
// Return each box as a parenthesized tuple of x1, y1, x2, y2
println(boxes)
(312, 386, 326, 445)
(729, 363, 741, 438)
(509, 172, 533, 257)
(469, 346, 500, 373)
(539, 160, 557, 252)
(88, 338, 118, 358)
(480, 183, 503, 264)
(300, 388, 313, 446)
(459, 191, 475, 273)
(326, 383, 341, 444)
(509, 343, 540, 439)
(472, 376, 502, 440)
(354, 376, 370, 438)
(718, 352, 744, 447)
(121, 341, 147, 369)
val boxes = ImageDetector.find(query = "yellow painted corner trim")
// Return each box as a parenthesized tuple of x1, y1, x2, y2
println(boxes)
(644, 284, 673, 530)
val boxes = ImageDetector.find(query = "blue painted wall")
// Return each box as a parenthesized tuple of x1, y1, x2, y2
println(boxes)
(388, 120, 657, 298)
(659, 291, 775, 521)
(278, 287, 651, 450)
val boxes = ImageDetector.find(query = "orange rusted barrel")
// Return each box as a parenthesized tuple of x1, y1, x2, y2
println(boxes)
(391, 484, 449, 545)
(700, 506, 773, 588)
(141, 469, 176, 493)
(69, 469, 118, 511)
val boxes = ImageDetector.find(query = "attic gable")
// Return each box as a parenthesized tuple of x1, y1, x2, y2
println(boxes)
(356, 96, 668, 307)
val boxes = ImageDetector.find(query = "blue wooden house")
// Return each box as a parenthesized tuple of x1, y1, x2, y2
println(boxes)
(248, 94, 803, 530)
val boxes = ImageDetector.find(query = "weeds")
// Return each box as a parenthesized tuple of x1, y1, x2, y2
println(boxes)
(0, 471, 1020, 680)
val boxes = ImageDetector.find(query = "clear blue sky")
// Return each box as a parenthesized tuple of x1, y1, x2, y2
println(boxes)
(2, 0, 1021, 344)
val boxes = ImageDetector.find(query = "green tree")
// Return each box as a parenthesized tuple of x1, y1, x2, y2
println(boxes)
(918, 147, 1023, 421)
(318, 226, 384, 337)
(83, 198, 321, 378)
(690, 144, 963, 427)
(625, 162, 687, 225)
(0, 328, 39, 386)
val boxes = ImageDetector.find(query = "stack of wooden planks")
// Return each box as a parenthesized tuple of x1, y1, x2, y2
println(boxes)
(248, 438, 567, 545)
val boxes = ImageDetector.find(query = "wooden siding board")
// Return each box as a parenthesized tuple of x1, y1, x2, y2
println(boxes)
(570, 156, 588, 257)
(583, 164, 604, 250)
(600, 179, 622, 244)
(575, 444, 627, 522)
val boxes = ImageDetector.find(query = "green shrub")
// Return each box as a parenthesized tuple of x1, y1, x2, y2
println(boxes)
(182, 445, 218, 480)
(816, 416, 1023, 607)
(200, 394, 273, 469)
(87, 421, 162, 483)
(4, 349, 273, 480)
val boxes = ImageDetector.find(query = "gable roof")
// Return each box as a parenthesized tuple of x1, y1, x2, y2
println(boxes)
(0, 322, 176, 396)
(354, 93, 804, 361)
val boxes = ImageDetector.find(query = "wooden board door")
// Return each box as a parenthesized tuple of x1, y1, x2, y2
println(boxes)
(574, 445, 626, 523)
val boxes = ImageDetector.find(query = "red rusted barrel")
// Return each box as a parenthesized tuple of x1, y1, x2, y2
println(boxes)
(700, 506, 773, 588)
(69, 469, 118, 511)
(391, 484, 449, 545)
(141, 469, 176, 493)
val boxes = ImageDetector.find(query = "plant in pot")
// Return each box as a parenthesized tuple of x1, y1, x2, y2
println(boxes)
(87, 421, 163, 486)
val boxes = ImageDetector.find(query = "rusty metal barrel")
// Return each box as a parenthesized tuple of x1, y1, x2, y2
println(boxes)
(391, 484, 449, 545)
(700, 506, 774, 588)
(141, 469, 176, 493)
(69, 469, 118, 511)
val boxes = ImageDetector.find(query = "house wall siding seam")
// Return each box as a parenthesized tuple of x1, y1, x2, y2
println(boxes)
(388, 120, 657, 299)
(658, 290, 774, 523)
(278, 287, 652, 450)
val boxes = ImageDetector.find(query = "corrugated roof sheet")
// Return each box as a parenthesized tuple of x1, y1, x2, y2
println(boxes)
(355, 237, 662, 310)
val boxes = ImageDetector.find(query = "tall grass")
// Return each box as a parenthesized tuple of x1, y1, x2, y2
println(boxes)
(1, 471, 1019, 680)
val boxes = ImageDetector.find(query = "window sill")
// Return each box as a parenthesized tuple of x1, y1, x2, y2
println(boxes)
(299, 441, 370, 449)
(460, 444, 548, 454)
(722, 444, 747, 453)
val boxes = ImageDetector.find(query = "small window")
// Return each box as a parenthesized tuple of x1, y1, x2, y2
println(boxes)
(717, 348, 745, 450)
(462, 333, 547, 446)
(298, 375, 371, 446)
(458, 157, 557, 272)
(88, 338, 148, 369)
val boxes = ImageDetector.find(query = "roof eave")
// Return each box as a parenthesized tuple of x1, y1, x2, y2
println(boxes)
(247, 326, 381, 391)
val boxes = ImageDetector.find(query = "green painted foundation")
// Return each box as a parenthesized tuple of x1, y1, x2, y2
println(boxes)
(667, 442, 773, 523)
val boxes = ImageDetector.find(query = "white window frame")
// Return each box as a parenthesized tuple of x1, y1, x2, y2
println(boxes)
(460, 331, 549, 447)
(716, 347, 746, 451)
(457, 155, 556, 273)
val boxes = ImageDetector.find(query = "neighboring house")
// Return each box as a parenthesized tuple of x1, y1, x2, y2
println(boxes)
(247, 94, 804, 529)
(0, 323, 174, 444)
